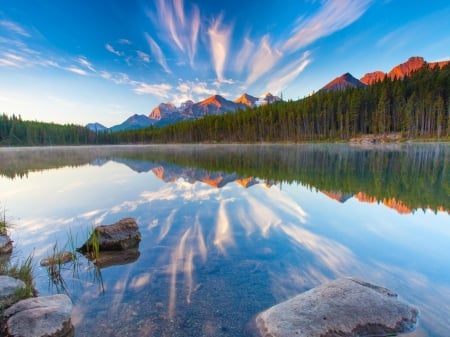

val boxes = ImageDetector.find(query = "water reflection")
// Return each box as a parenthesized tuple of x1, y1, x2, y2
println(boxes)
(0, 144, 449, 337)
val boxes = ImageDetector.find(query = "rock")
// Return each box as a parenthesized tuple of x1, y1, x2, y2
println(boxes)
(0, 235, 13, 255)
(78, 217, 141, 252)
(252, 278, 419, 337)
(3, 294, 74, 337)
(40, 251, 74, 267)
(0, 276, 26, 309)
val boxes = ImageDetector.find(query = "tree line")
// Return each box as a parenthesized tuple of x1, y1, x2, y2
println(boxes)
(1, 62, 449, 145)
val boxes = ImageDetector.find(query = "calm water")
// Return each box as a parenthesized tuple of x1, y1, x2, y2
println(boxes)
(0, 144, 449, 337)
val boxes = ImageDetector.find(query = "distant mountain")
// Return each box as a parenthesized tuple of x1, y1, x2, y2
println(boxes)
(191, 94, 247, 116)
(86, 122, 108, 132)
(87, 92, 282, 132)
(149, 102, 178, 121)
(320, 72, 366, 92)
(262, 92, 282, 104)
(148, 93, 280, 126)
(235, 93, 259, 108)
(110, 114, 152, 132)
(360, 56, 450, 85)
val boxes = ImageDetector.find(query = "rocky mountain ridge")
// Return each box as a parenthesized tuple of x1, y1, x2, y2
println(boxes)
(321, 56, 450, 92)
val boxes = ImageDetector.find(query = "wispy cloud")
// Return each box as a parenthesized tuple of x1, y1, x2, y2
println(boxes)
(170, 80, 214, 104)
(66, 66, 87, 76)
(78, 56, 96, 72)
(283, 0, 372, 52)
(133, 82, 172, 97)
(245, 35, 282, 86)
(136, 50, 150, 63)
(151, 0, 200, 66)
(145, 33, 171, 73)
(266, 51, 312, 94)
(234, 37, 254, 73)
(105, 43, 123, 56)
(100, 71, 134, 85)
(0, 20, 31, 37)
(208, 16, 232, 83)
(118, 38, 132, 45)
(0, 52, 26, 67)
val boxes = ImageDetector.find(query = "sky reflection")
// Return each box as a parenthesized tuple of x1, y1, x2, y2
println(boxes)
(1, 146, 449, 337)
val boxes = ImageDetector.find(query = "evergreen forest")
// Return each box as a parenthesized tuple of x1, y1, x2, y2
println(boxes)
(1, 62, 449, 146)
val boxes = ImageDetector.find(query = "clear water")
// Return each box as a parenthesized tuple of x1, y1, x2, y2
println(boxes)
(0, 144, 449, 337)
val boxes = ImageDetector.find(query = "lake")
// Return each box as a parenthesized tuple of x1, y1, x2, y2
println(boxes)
(0, 144, 449, 337)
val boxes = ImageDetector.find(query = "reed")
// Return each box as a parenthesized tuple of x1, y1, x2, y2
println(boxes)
(3, 253, 35, 300)
(0, 207, 7, 235)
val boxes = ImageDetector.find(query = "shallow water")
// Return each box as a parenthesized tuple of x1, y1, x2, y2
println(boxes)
(0, 144, 449, 337)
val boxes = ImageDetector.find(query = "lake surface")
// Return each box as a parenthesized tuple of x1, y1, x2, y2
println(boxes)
(0, 144, 449, 337)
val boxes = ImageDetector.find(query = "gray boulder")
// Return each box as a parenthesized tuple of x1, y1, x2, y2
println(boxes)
(0, 276, 25, 309)
(3, 294, 74, 337)
(78, 217, 141, 252)
(0, 235, 13, 255)
(252, 278, 419, 337)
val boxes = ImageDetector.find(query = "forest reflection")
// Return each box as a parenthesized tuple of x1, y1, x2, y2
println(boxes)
(0, 143, 448, 213)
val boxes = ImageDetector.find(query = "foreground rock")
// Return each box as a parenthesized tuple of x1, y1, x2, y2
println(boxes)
(253, 278, 419, 337)
(0, 276, 25, 309)
(0, 235, 13, 255)
(78, 217, 141, 252)
(3, 294, 74, 337)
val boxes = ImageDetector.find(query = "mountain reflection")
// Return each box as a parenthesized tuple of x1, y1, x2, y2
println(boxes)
(0, 143, 448, 214)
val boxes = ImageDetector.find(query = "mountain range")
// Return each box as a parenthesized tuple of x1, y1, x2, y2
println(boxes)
(321, 56, 449, 91)
(88, 92, 281, 132)
(87, 56, 449, 132)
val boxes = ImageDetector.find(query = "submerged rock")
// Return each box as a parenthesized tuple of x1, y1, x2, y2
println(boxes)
(252, 278, 419, 337)
(78, 217, 141, 252)
(3, 294, 74, 337)
(40, 251, 74, 267)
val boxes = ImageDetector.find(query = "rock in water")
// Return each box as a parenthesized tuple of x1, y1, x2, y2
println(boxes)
(0, 276, 25, 309)
(3, 294, 74, 337)
(253, 278, 419, 337)
(78, 217, 141, 252)
(40, 251, 74, 266)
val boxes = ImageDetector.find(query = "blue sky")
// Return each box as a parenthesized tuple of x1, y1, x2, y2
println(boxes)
(1, 0, 449, 127)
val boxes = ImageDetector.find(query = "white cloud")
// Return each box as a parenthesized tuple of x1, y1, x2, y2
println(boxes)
(152, 0, 200, 66)
(118, 38, 132, 45)
(136, 50, 150, 63)
(283, 0, 372, 52)
(100, 71, 133, 85)
(78, 56, 96, 72)
(208, 16, 232, 83)
(133, 82, 172, 98)
(145, 33, 172, 73)
(105, 43, 123, 56)
(234, 37, 254, 73)
(66, 66, 87, 76)
(266, 51, 312, 94)
(0, 20, 31, 37)
(245, 35, 282, 86)
(0, 53, 25, 67)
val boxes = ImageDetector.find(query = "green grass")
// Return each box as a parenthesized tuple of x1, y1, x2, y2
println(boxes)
(0, 207, 7, 235)
(0, 253, 35, 308)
